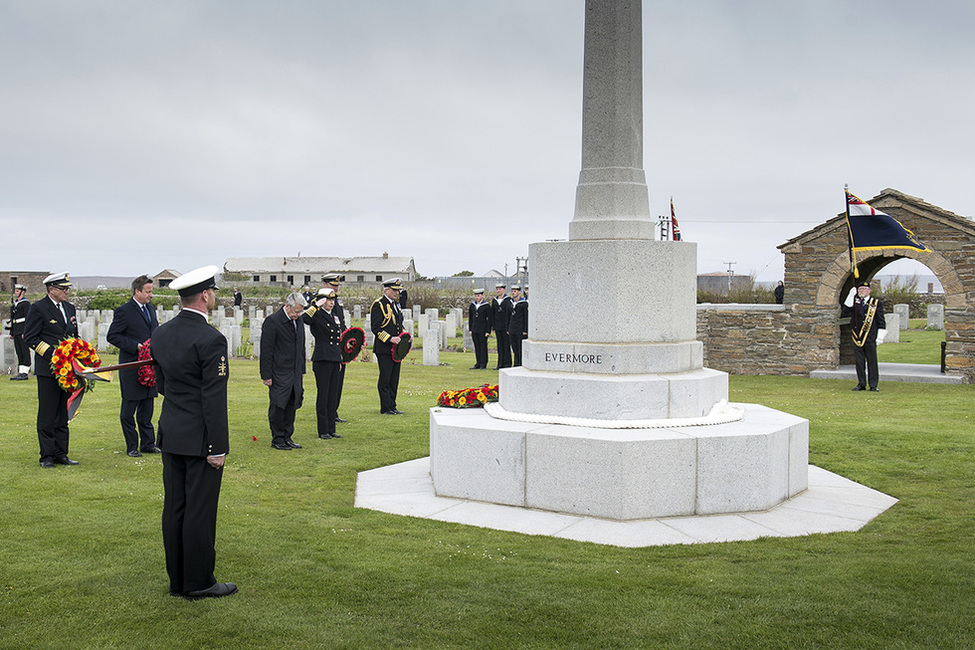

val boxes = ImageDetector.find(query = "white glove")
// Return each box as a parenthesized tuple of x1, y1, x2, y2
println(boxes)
(877, 328, 887, 343)
(844, 287, 856, 308)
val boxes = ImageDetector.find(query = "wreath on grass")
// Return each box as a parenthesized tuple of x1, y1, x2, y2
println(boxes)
(50, 338, 101, 392)
(437, 384, 499, 409)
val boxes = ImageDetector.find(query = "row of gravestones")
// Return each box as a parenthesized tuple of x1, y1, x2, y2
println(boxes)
(0, 302, 949, 372)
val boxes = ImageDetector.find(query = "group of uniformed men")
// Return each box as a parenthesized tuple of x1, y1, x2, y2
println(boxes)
(468, 282, 528, 370)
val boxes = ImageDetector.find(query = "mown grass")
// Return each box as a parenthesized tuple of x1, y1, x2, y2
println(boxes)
(877, 323, 945, 365)
(1, 347, 973, 649)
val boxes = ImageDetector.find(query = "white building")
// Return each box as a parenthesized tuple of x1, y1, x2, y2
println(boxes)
(224, 253, 418, 288)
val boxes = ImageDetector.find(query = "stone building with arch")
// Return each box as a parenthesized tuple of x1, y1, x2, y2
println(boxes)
(697, 188, 975, 383)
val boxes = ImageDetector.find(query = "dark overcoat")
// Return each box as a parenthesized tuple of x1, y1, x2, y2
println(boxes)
(107, 298, 159, 400)
(259, 307, 306, 409)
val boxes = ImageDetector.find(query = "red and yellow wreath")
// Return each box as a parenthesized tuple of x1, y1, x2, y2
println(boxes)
(437, 384, 499, 408)
(50, 338, 102, 392)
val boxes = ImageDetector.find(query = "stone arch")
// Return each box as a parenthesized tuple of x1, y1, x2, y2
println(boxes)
(776, 188, 975, 383)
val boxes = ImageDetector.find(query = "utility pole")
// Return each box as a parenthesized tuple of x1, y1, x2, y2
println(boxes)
(723, 261, 736, 292)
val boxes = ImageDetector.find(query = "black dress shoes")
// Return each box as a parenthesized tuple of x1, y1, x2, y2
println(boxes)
(40, 460, 56, 469)
(54, 456, 79, 465)
(9, 373, 28, 381)
(271, 442, 292, 450)
(319, 433, 333, 439)
(328, 432, 342, 439)
(334, 416, 348, 423)
(391, 409, 405, 415)
(852, 385, 866, 391)
(286, 439, 302, 449)
(127, 450, 142, 457)
(141, 445, 162, 453)
(184, 582, 238, 600)
(869, 387, 880, 392)
(470, 365, 480, 370)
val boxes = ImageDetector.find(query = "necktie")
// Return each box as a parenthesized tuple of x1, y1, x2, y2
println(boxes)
(143, 304, 151, 325)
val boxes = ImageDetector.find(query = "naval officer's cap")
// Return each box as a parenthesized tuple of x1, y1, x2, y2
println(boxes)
(382, 278, 403, 290)
(322, 273, 344, 285)
(43, 272, 72, 289)
(316, 287, 337, 299)
(170, 265, 220, 297)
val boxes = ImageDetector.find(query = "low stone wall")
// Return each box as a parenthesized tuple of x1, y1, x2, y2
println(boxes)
(696, 304, 839, 377)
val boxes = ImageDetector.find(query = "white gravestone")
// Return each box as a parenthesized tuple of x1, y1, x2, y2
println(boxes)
(423, 326, 440, 366)
(880, 313, 900, 343)
(927, 303, 944, 330)
(893, 304, 910, 330)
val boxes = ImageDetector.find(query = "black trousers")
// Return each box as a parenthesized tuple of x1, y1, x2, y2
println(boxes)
(121, 397, 156, 452)
(376, 352, 401, 413)
(510, 332, 525, 367)
(853, 341, 880, 389)
(268, 391, 297, 445)
(14, 334, 30, 368)
(472, 331, 489, 368)
(161, 453, 223, 594)
(313, 360, 339, 437)
(335, 363, 346, 412)
(36, 375, 69, 463)
(494, 329, 511, 368)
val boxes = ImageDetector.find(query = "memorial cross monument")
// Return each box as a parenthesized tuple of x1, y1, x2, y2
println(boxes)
(430, 0, 808, 520)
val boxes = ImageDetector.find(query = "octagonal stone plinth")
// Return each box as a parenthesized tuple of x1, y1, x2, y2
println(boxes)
(430, 404, 808, 520)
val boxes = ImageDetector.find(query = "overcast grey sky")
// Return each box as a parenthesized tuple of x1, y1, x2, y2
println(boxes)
(2, 0, 972, 283)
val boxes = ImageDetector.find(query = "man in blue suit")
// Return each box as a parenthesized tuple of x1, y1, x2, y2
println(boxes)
(108, 275, 161, 457)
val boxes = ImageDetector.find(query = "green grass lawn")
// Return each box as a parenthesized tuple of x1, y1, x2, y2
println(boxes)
(877, 323, 945, 365)
(1, 349, 973, 649)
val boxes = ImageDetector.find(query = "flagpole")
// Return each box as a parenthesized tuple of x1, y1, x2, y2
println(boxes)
(844, 184, 859, 279)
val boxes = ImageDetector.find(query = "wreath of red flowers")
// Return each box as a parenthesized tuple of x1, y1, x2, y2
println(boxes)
(137, 339, 155, 387)
(437, 384, 499, 409)
(50, 338, 102, 392)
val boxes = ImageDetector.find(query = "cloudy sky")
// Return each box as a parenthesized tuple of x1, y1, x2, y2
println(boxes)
(2, 0, 972, 283)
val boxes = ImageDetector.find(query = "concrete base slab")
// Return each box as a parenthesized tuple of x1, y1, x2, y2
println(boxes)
(355, 460, 898, 548)
(810, 362, 964, 384)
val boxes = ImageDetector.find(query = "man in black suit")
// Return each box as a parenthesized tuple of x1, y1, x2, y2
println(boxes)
(371, 278, 405, 415)
(260, 292, 307, 450)
(842, 280, 887, 392)
(491, 283, 512, 369)
(24, 273, 79, 468)
(152, 266, 236, 600)
(468, 288, 492, 369)
(321, 273, 349, 423)
(303, 287, 344, 438)
(508, 285, 529, 367)
(107, 275, 160, 457)
(233, 288, 242, 308)
(9, 283, 31, 380)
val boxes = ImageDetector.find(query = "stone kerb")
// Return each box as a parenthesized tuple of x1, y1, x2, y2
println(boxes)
(430, 404, 809, 520)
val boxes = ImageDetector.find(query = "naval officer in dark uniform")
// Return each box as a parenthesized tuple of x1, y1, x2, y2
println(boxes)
(24, 273, 79, 468)
(508, 284, 529, 367)
(303, 287, 344, 438)
(468, 288, 492, 369)
(370, 278, 405, 415)
(152, 266, 236, 600)
(9, 284, 31, 380)
(491, 283, 512, 369)
(107, 275, 160, 457)
(321, 273, 349, 423)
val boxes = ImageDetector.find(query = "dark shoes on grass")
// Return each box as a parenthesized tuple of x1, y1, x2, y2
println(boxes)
(184, 582, 238, 600)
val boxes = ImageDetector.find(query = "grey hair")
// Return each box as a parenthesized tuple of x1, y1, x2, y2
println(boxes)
(286, 292, 308, 308)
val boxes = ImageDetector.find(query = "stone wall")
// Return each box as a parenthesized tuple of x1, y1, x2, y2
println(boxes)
(696, 305, 839, 377)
